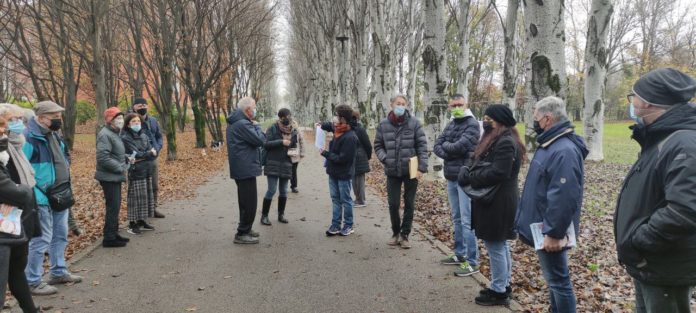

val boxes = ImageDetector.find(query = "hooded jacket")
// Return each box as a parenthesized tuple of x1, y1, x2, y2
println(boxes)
(433, 109, 480, 181)
(614, 102, 696, 286)
(516, 120, 588, 245)
(226, 109, 265, 180)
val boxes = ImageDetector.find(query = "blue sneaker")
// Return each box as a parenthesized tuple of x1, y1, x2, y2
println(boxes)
(326, 225, 341, 236)
(339, 225, 354, 236)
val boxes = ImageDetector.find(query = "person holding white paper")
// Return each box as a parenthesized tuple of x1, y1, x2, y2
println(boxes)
(516, 97, 588, 313)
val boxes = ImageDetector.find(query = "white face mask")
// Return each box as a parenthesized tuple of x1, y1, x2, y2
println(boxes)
(0, 151, 9, 166)
(112, 116, 125, 130)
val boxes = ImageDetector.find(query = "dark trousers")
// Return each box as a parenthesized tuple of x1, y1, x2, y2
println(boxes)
(634, 279, 693, 313)
(0, 243, 37, 313)
(386, 176, 418, 237)
(150, 158, 159, 206)
(352, 173, 366, 204)
(235, 177, 258, 236)
(100, 181, 122, 241)
(291, 162, 299, 189)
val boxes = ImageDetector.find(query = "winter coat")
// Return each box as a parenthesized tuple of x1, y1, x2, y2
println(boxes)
(615, 102, 696, 286)
(354, 124, 372, 175)
(5, 160, 41, 239)
(22, 118, 70, 206)
(141, 115, 163, 154)
(373, 111, 428, 178)
(226, 109, 265, 180)
(263, 123, 297, 179)
(465, 132, 521, 241)
(120, 128, 154, 180)
(321, 129, 358, 180)
(95, 126, 128, 183)
(434, 111, 480, 181)
(516, 120, 588, 245)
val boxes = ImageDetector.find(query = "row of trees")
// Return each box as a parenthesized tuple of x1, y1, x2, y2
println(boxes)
(286, 0, 695, 166)
(0, 0, 278, 160)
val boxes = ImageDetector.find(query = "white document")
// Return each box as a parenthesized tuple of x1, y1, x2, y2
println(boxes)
(530, 222, 576, 251)
(315, 126, 326, 150)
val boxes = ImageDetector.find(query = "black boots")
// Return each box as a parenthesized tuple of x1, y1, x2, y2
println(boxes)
(278, 197, 288, 223)
(261, 198, 272, 225)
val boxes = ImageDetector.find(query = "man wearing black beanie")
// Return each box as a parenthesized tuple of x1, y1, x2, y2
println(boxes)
(615, 68, 696, 313)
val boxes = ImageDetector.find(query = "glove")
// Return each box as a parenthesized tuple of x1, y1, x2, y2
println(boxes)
(458, 166, 471, 187)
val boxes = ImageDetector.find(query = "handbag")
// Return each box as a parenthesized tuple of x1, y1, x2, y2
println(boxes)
(38, 181, 75, 212)
(461, 162, 501, 204)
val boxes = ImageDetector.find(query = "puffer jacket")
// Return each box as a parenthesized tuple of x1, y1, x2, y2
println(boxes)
(95, 125, 128, 183)
(263, 123, 297, 179)
(516, 120, 588, 245)
(120, 128, 154, 180)
(615, 102, 696, 286)
(373, 111, 428, 178)
(354, 124, 372, 175)
(226, 109, 265, 180)
(433, 110, 480, 181)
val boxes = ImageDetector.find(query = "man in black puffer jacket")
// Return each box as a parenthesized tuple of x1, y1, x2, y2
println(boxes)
(615, 68, 696, 313)
(374, 95, 428, 249)
(433, 94, 481, 275)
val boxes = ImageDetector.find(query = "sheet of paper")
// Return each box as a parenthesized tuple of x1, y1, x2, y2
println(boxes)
(315, 126, 326, 150)
(409, 156, 418, 179)
(530, 222, 576, 251)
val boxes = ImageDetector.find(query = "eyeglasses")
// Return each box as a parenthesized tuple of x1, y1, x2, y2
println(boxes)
(627, 93, 635, 104)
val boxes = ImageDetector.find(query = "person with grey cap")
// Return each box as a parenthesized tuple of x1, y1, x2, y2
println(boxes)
(23, 101, 82, 296)
(615, 68, 696, 313)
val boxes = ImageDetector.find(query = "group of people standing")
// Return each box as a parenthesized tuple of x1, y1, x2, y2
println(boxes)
(0, 97, 165, 312)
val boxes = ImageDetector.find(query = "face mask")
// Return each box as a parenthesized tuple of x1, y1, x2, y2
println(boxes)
(0, 136, 8, 152)
(482, 121, 493, 132)
(281, 118, 291, 126)
(131, 124, 142, 132)
(113, 117, 125, 130)
(629, 103, 644, 125)
(8, 120, 25, 134)
(136, 108, 148, 116)
(251, 109, 257, 118)
(49, 118, 62, 131)
(451, 107, 466, 119)
(533, 120, 545, 135)
(393, 106, 406, 117)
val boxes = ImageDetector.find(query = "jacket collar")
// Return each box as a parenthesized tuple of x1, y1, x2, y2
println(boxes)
(27, 117, 48, 140)
(537, 120, 574, 148)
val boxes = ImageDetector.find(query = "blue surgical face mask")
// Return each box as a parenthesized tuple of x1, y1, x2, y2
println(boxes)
(393, 106, 406, 117)
(252, 109, 257, 118)
(629, 103, 643, 125)
(8, 120, 25, 134)
(131, 124, 142, 132)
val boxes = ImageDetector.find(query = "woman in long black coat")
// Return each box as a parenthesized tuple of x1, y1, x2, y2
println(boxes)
(458, 105, 525, 306)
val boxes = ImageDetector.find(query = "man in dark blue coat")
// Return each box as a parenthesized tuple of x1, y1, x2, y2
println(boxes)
(516, 96, 588, 313)
(226, 97, 265, 244)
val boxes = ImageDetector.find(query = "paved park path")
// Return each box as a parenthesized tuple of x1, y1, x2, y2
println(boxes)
(22, 151, 511, 313)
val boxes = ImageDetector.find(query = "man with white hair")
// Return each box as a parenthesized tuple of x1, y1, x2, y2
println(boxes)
(226, 97, 265, 244)
(516, 96, 588, 313)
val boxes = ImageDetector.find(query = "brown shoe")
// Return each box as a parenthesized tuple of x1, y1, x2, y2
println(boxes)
(399, 235, 411, 249)
(387, 235, 400, 246)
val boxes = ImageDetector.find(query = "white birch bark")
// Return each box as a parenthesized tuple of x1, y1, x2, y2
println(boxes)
(422, 0, 448, 179)
(523, 0, 568, 153)
(583, 0, 614, 161)
(502, 0, 519, 117)
(456, 0, 471, 100)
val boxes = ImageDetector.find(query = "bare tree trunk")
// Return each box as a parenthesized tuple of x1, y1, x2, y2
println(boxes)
(523, 0, 567, 153)
(456, 0, 471, 99)
(422, 0, 448, 179)
(502, 0, 519, 116)
(583, 0, 614, 161)
(90, 0, 108, 133)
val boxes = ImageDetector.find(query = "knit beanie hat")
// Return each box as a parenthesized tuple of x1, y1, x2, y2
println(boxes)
(484, 105, 516, 127)
(633, 68, 696, 105)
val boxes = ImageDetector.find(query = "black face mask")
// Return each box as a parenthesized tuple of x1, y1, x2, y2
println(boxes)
(533, 120, 544, 135)
(0, 137, 8, 152)
(281, 118, 291, 126)
(49, 119, 62, 131)
(482, 121, 493, 132)
(137, 108, 148, 116)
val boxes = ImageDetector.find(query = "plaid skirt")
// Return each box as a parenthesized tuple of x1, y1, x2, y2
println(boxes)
(127, 177, 155, 221)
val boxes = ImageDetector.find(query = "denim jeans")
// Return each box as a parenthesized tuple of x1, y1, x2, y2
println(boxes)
(265, 175, 289, 199)
(328, 177, 353, 228)
(634, 279, 693, 313)
(25, 205, 69, 285)
(483, 240, 512, 293)
(537, 249, 576, 313)
(446, 180, 478, 266)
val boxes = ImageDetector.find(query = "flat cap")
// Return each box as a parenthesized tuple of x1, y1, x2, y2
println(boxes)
(34, 100, 64, 115)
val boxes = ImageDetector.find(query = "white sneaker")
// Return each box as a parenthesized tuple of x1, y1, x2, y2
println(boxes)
(30, 282, 58, 295)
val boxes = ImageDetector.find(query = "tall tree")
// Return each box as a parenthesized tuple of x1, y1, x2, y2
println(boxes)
(583, 0, 614, 161)
(496, 0, 519, 117)
(455, 0, 471, 99)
